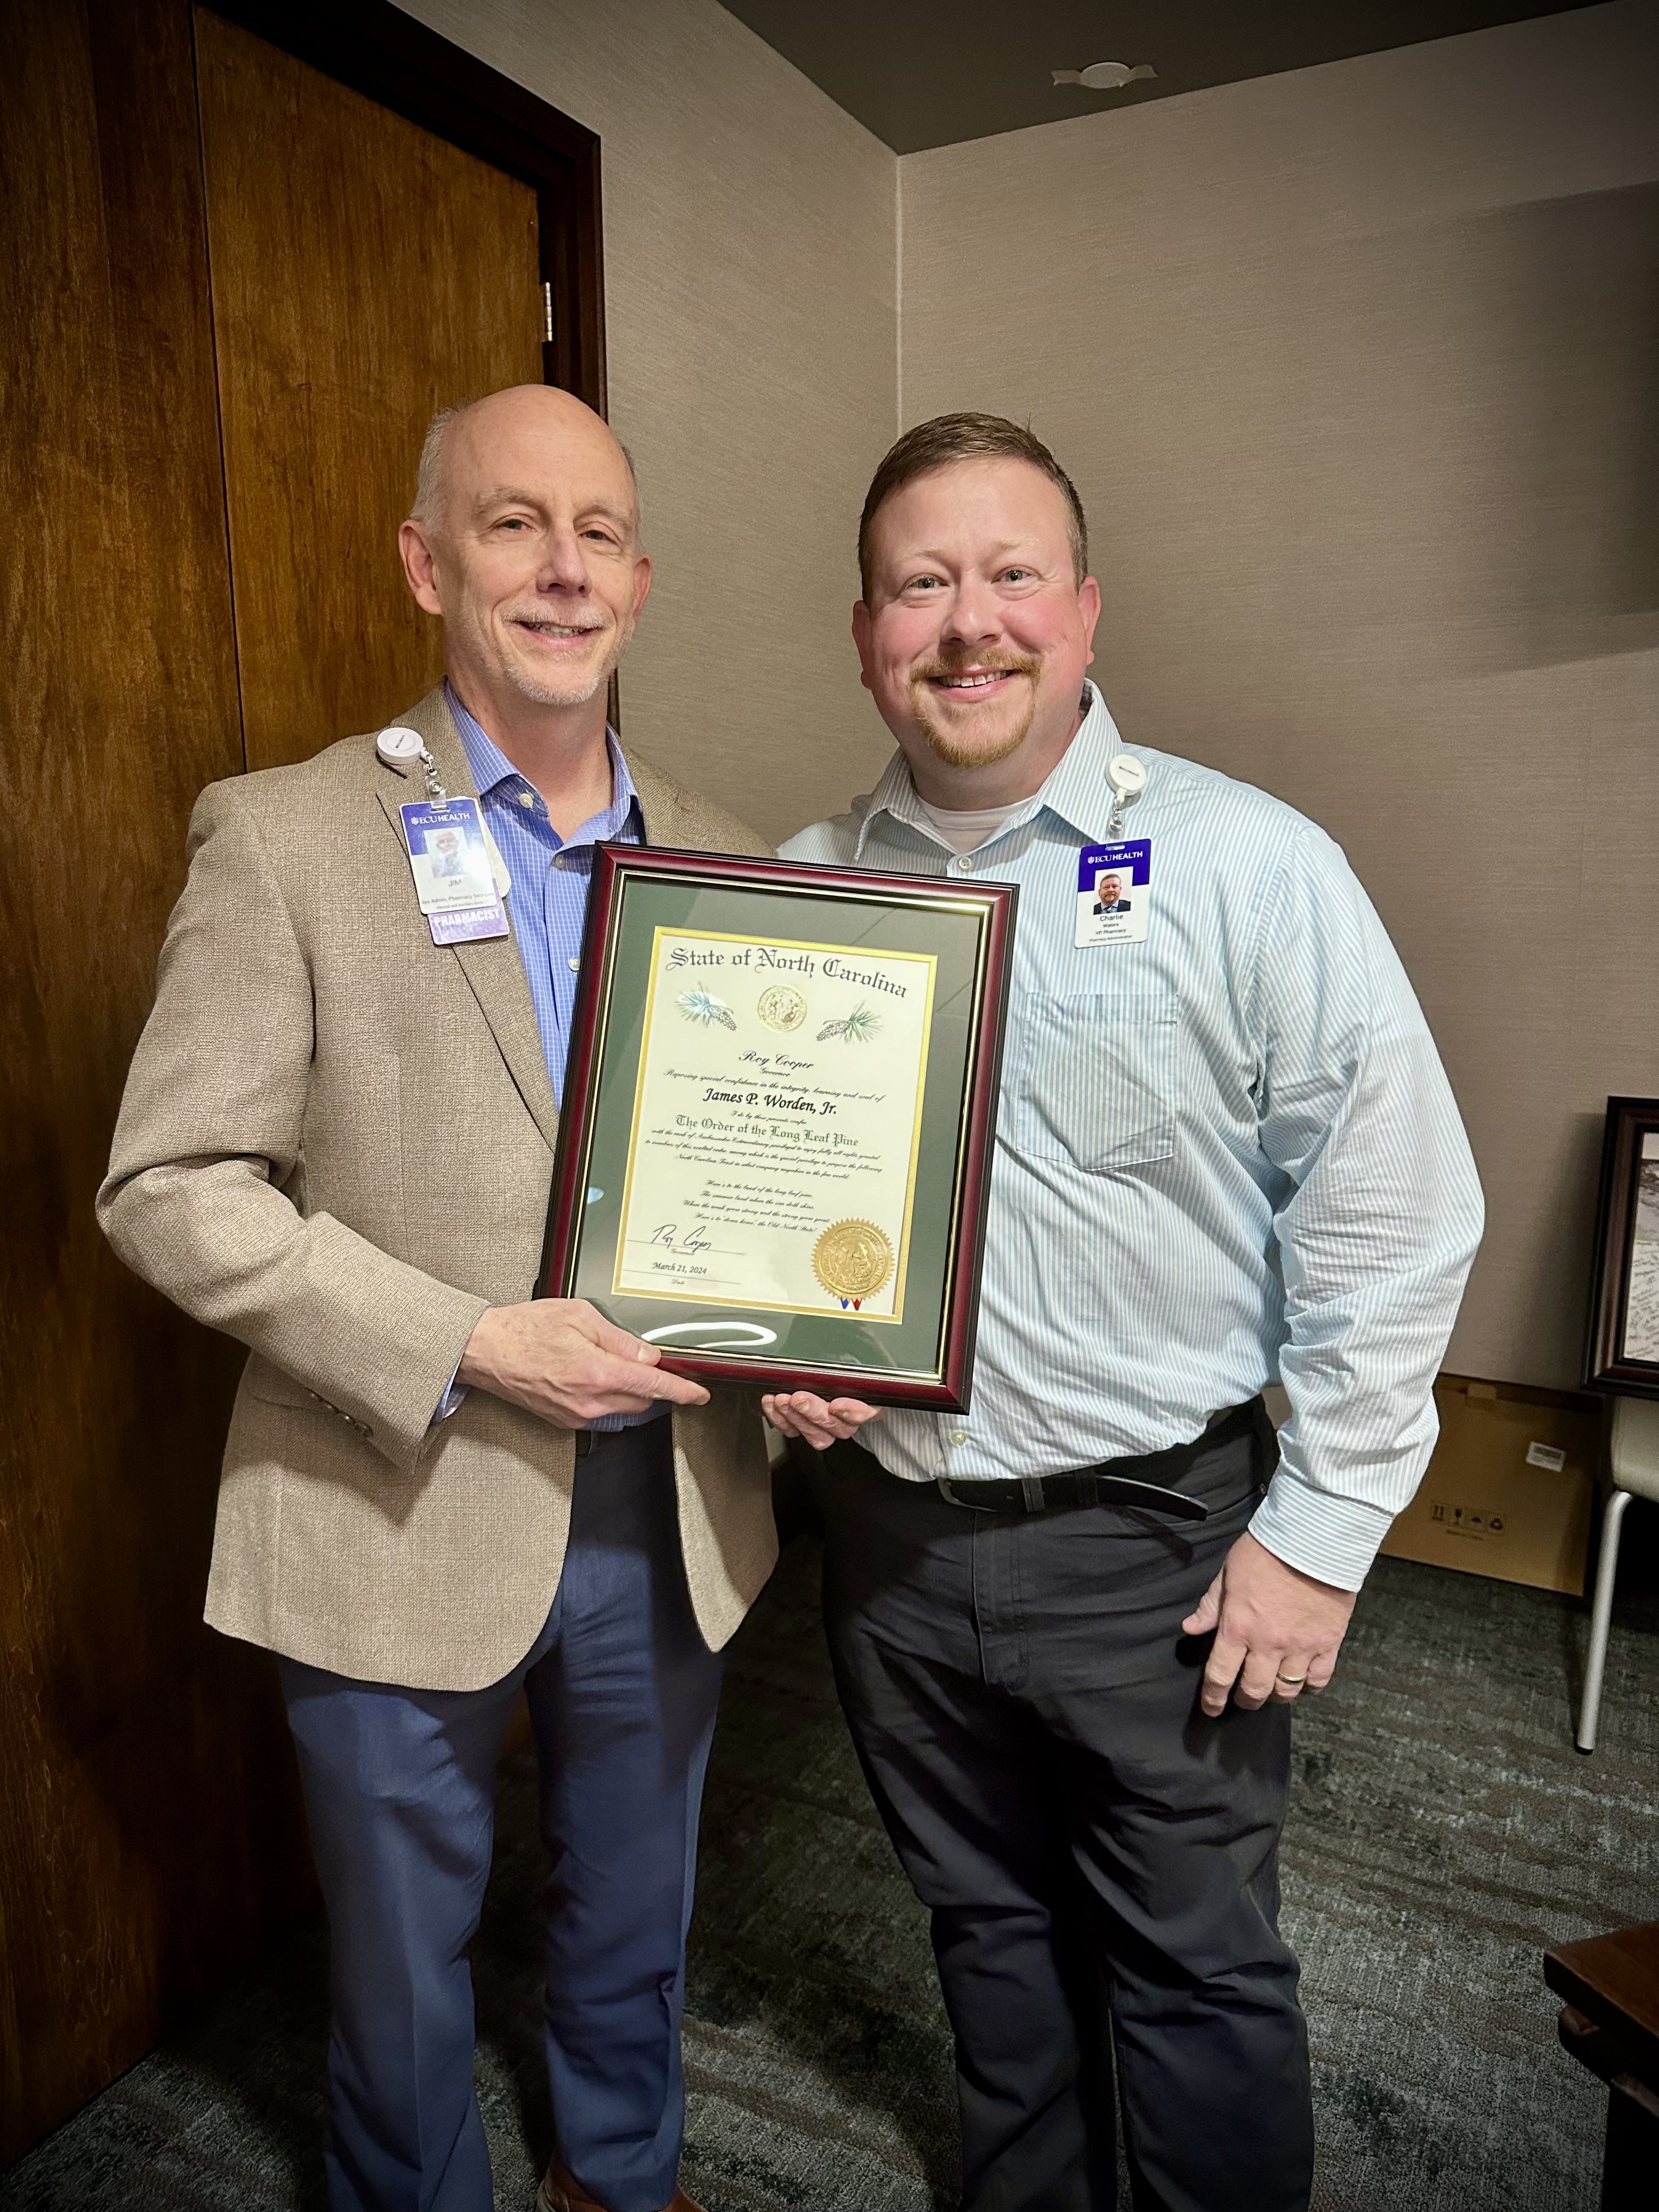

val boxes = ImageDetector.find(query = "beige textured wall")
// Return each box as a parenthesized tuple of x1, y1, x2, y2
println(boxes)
(394, 0, 899, 842)
(900, 1, 1659, 1390)
(390, 0, 1656, 1387)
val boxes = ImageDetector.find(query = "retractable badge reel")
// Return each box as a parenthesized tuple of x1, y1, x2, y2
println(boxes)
(377, 726, 511, 946)
(376, 722, 444, 799)
(1074, 753, 1152, 947)
(1105, 753, 1147, 839)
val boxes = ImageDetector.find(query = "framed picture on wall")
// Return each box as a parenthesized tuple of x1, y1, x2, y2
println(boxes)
(1584, 1096, 1659, 1398)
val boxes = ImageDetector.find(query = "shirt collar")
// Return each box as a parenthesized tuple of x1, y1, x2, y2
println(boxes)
(853, 681, 1136, 857)
(1035, 682, 1135, 843)
(444, 680, 641, 844)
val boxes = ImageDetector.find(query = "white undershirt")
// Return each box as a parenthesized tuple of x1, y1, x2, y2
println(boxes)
(913, 795, 1030, 854)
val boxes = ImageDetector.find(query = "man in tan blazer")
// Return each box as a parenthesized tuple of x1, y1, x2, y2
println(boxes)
(98, 386, 774, 2212)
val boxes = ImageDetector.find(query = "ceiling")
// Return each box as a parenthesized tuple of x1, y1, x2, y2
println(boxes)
(715, 2, 1600, 154)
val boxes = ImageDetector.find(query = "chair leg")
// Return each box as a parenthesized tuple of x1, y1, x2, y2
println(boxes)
(1577, 1487, 1634, 1753)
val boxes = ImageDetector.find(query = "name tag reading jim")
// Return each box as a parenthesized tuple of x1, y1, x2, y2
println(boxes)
(400, 797, 509, 945)
(1075, 839, 1150, 947)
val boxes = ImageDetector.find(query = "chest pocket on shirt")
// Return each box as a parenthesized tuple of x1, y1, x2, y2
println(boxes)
(1009, 988, 1179, 1171)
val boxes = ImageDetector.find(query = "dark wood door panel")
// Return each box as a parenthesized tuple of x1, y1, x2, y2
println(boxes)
(2, 0, 604, 2164)
(0, 0, 315, 2164)
(194, 7, 546, 770)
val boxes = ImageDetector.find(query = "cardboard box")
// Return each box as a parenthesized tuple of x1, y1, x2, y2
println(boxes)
(1378, 1374, 1601, 1595)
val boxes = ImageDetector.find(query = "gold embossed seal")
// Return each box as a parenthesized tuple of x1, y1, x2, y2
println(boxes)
(812, 1219, 894, 1302)
(757, 984, 808, 1032)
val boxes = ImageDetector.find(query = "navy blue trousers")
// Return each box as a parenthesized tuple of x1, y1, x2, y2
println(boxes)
(279, 1423, 723, 2212)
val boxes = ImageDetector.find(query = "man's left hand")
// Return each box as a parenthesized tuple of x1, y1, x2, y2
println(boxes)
(1182, 1530, 1357, 1717)
(761, 1391, 883, 1453)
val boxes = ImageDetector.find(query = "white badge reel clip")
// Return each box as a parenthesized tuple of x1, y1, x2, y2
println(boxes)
(1105, 753, 1147, 840)
(377, 724, 447, 803)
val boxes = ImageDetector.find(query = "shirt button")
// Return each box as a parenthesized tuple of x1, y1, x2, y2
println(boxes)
(567, 956, 580, 970)
(949, 1427, 969, 1445)
(949, 855, 972, 875)
(517, 791, 535, 809)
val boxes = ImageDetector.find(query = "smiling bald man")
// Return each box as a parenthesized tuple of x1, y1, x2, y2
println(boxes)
(99, 387, 774, 2212)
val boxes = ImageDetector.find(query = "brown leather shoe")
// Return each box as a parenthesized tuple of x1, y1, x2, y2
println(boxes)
(538, 2160, 704, 2212)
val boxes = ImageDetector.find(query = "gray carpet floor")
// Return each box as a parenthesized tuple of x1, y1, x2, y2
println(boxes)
(3, 1533, 1655, 2212)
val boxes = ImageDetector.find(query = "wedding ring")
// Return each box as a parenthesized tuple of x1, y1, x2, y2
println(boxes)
(1276, 1671, 1308, 1685)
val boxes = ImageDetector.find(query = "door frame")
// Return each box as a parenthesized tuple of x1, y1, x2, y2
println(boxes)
(196, 0, 606, 411)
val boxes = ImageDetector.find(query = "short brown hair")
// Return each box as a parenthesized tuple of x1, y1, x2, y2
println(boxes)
(857, 412, 1088, 601)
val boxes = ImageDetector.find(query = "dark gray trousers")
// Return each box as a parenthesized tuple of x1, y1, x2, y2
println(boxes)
(814, 1423, 1312, 2212)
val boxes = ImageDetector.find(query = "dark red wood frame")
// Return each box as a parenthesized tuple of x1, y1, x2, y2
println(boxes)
(539, 845, 1017, 1409)
(1584, 1095, 1659, 1400)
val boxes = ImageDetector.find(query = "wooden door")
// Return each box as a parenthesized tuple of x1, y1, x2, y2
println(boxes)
(1, 0, 598, 2164)
(194, 9, 546, 770)
(0, 0, 313, 2162)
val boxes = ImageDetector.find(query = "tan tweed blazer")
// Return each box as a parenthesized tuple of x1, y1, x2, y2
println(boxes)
(98, 686, 778, 1691)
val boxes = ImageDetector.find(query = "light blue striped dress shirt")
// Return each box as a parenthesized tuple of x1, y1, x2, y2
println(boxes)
(440, 684, 651, 1432)
(780, 684, 1484, 1590)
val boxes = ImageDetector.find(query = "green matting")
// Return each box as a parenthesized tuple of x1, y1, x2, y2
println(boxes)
(566, 871, 994, 1389)
(3, 1539, 1655, 2212)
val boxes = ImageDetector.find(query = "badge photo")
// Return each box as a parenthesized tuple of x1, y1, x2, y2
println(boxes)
(1075, 839, 1150, 947)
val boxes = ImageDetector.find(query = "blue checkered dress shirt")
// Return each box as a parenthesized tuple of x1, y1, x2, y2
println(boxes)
(437, 683, 650, 1431)
(446, 681, 642, 1099)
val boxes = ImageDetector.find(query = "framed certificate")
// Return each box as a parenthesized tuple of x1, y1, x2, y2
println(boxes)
(1584, 1096, 1659, 1400)
(540, 847, 1017, 1409)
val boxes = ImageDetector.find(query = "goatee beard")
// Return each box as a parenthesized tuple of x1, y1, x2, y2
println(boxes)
(911, 653, 1041, 769)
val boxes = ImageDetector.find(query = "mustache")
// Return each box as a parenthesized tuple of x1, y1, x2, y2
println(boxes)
(910, 651, 1042, 687)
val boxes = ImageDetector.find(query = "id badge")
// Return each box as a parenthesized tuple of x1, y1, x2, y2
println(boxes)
(1075, 839, 1150, 947)
(400, 797, 510, 945)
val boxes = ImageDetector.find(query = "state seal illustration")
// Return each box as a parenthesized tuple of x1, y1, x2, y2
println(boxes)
(757, 984, 808, 1032)
(812, 1218, 895, 1307)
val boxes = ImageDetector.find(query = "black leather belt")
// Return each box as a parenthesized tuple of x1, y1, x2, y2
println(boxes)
(574, 1409, 671, 1458)
(930, 1397, 1269, 1525)
(573, 1425, 634, 1458)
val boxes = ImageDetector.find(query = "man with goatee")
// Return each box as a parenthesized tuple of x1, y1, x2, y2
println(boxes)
(764, 413, 1483, 2212)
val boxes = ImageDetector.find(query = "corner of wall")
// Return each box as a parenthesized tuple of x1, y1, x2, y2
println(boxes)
(894, 154, 904, 437)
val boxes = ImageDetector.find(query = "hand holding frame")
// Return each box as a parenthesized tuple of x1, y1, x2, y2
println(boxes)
(761, 1391, 884, 1453)
(459, 1298, 709, 1427)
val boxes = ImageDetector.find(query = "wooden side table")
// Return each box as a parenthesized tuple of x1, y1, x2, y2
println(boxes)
(1544, 1921, 1659, 2209)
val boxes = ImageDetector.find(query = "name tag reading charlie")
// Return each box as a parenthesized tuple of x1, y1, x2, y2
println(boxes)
(1075, 839, 1150, 947)
(400, 797, 509, 945)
